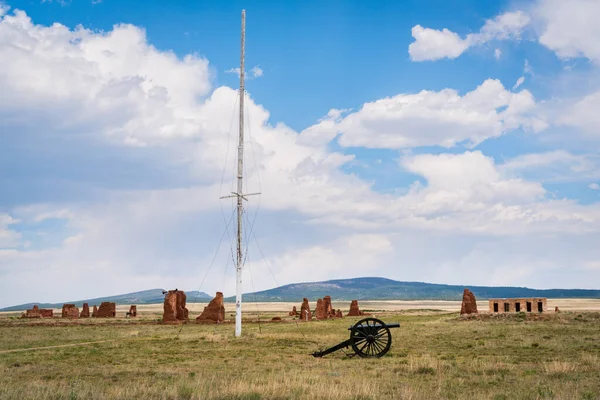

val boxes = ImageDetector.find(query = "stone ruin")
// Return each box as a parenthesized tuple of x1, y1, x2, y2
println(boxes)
(288, 306, 298, 317)
(40, 309, 54, 318)
(347, 300, 366, 316)
(489, 298, 547, 313)
(162, 289, 189, 323)
(62, 304, 79, 319)
(92, 305, 98, 317)
(128, 305, 137, 317)
(300, 298, 312, 321)
(80, 303, 90, 318)
(315, 296, 341, 319)
(95, 302, 116, 318)
(21, 305, 53, 318)
(196, 292, 225, 323)
(315, 298, 325, 319)
(460, 288, 478, 315)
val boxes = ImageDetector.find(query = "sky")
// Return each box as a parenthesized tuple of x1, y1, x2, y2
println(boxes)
(1, 0, 600, 308)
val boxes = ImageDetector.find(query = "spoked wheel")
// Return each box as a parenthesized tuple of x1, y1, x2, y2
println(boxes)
(350, 317, 392, 358)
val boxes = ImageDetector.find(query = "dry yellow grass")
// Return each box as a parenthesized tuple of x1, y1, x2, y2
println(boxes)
(1, 308, 600, 399)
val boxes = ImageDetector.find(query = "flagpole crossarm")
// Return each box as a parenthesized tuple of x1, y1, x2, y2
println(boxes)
(219, 192, 261, 201)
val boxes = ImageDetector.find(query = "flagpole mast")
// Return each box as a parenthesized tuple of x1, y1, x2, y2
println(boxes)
(235, 9, 246, 338)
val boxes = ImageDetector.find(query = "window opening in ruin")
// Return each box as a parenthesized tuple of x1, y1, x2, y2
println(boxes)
(493, 303, 499, 312)
(538, 302, 543, 312)
(515, 302, 521, 312)
(504, 303, 510, 312)
(526, 302, 532, 312)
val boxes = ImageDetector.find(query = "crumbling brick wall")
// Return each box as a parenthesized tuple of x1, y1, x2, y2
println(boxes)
(95, 302, 116, 318)
(22, 305, 53, 318)
(460, 289, 478, 315)
(347, 300, 365, 316)
(488, 298, 547, 313)
(196, 292, 225, 323)
(80, 303, 90, 318)
(62, 304, 79, 319)
(163, 290, 189, 323)
(300, 298, 312, 321)
(315, 296, 339, 319)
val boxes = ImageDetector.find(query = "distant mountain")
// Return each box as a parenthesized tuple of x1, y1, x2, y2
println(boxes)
(0, 289, 211, 312)
(4, 278, 599, 311)
(224, 277, 600, 302)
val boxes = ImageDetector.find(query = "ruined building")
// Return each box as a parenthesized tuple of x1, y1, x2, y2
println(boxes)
(22, 305, 53, 318)
(196, 292, 225, 323)
(300, 298, 312, 321)
(62, 304, 79, 319)
(347, 300, 366, 316)
(489, 298, 547, 313)
(128, 305, 137, 317)
(460, 288, 478, 315)
(80, 303, 90, 318)
(163, 290, 189, 323)
(95, 302, 116, 318)
(315, 296, 340, 319)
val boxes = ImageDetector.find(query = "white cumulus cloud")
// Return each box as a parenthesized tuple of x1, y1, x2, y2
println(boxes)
(408, 25, 471, 61)
(409, 1, 600, 64)
(409, 11, 530, 61)
(535, 0, 600, 64)
(301, 79, 547, 149)
(1, 8, 600, 308)
(0, 9, 212, 146)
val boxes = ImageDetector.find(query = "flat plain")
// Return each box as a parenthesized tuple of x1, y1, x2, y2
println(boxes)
(1, 300, 600, 400)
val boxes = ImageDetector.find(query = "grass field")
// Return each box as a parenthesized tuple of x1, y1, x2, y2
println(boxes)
(1, 306, 600, 399)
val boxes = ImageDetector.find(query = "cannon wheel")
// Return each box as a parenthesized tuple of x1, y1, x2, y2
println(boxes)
(350, 317, 392, 358)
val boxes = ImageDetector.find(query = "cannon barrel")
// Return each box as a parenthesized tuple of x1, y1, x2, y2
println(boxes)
(348, 322, 400, 330)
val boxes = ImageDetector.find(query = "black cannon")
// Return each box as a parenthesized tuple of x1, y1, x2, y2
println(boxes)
(312, 317, 400, 358)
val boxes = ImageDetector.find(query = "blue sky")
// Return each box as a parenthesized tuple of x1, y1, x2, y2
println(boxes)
(10, 0, 530, 129)
(1, 0, 600, 307)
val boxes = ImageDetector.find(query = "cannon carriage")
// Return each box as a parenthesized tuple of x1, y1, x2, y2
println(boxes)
(312, 317, 400, 358)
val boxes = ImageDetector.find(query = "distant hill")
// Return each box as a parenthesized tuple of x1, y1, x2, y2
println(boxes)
(0, 289, 211, 312)
(3, 278, 599, 311)
(224, 277, 600, 302)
